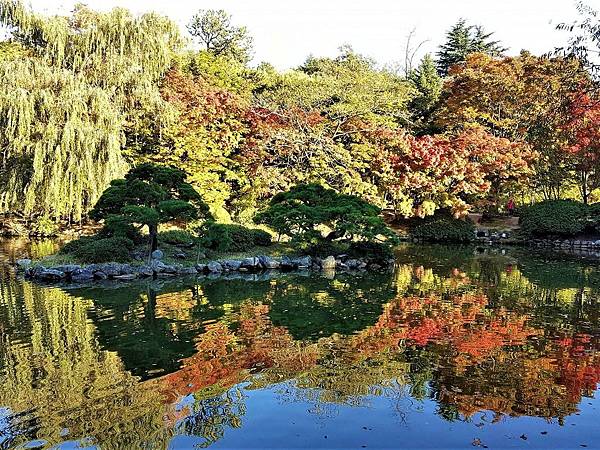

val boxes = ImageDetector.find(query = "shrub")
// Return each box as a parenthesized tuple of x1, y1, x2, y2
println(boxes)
(255, 184, 399, 248)
(519, 200, 588, 237)
(159, 229, 197, 246)
(587, 203, 600, 233)
(198, 222, 272, 252)
(60, 236, 133, 263)
(411, 216, 475, 243)
(301, 241, 350, 257)
(348, 241, 395, 262)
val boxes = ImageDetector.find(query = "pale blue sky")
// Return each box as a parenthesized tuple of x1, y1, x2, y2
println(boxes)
(25, 0, 595, 69)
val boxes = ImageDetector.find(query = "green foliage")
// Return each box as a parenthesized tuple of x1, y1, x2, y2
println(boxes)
(348, 241, 395, 262)
(158, 230, 197, 246)
(301, 241, 350, 257)
(91, 163, 211, 251)
(60, 236, 134, 263)
(100, 215, 141, 242)
(587, 203, 600, 232)
(30, 217, 59, 237)
(436, 19, 506, 76)
(198, 222, 272, 252)
(409, 54, 443, 133)
(255, 184, 399, 248)
(187, 9, 253, 64)
(411, 215, 475, 243)
(0, 1, 182, 221)
(519, 200, 589, 237)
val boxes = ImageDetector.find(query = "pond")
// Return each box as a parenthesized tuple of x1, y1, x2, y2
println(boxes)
(0, 239, 599, 449)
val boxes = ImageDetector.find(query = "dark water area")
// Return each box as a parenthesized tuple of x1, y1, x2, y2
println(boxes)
(0, 239, 599, 449)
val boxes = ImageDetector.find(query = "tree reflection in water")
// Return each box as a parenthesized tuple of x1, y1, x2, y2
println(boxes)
(0, 242, 599, 448)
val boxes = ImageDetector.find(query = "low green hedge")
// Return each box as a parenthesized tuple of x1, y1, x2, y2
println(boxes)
(519, 200, 589, 238)
(411, 216, 475, 243)
(158, 229, 197, 246)
(60, 236, 134, 263)
(198, 222, 272, 252)
(348, 241, 395, 261)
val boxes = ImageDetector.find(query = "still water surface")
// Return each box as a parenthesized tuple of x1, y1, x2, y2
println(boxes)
(0, 239, 598, 449)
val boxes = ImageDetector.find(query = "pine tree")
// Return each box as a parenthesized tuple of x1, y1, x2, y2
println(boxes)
(436, 19, 506, 76)
(409, 54, 443, 133)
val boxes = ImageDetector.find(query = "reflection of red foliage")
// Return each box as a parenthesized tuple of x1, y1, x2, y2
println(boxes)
(556, 334, 600, 403)
(153, 304, 319, 403)
(351, 294, 537, 364)
(149, 293, 600, 423)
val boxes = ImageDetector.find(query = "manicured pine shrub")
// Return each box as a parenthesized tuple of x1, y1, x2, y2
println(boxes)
(519, 200, 588, 238)
(198, 222, 272, 252)
(60, 236, 134, 263)
(411, 216, 475, 243)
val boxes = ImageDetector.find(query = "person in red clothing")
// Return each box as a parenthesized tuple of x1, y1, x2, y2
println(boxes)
(506, 198, 515, 215)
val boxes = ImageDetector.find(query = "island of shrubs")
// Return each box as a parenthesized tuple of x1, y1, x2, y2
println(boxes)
(23, 164, 400, 283)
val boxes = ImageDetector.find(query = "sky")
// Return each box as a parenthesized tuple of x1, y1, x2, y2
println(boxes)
(24, 0, 598, 70)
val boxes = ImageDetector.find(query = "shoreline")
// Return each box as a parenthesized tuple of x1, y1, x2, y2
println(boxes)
(16, 253, 395, 286)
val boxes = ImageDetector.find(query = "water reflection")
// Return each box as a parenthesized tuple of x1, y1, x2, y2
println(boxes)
(0, 242, 599, 448)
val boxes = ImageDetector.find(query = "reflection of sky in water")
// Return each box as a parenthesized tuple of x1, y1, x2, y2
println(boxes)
(0, 407, 12, 447)
(168, 382, 600, 449)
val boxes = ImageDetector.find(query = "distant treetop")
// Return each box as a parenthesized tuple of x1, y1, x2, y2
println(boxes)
(436, 19, 506, 76)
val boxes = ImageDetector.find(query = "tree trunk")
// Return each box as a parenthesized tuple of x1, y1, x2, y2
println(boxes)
(149, 223, 158, 253)
(581, 170, 590, 205)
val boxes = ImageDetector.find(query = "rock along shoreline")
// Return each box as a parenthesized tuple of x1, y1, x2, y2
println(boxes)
(16, 254, 394, 285)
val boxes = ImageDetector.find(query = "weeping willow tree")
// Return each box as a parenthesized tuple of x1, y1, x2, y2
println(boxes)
(0, 1, 183, 221)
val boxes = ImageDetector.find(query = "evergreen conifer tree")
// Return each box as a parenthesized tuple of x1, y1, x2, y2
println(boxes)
(437, 19, 506, 76)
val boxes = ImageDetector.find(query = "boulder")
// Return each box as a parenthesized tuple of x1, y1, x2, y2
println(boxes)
(53, 265, 81, 274)
(293, 256, 312, 268)
(71, 268, 94, 283)
(345, 259, 360, 269)
(38, 268, 66, 281)
(15, 259, 32, 270)
(280, 256, 295, 270)
(178, 267, 198, 275)
(151, 260, 168, 274)
(241, 257, 261, 271)
(94, 271, 108, 280)
(207, 261, 223, 273)
(151, 249, 164, 260)
(320, 256, 336, 270)
(222, 260, 242, 271)
(133, 266, 154, 278)
(258, 255, 280, 269)
(162, 264, 180, 274)
(98, 263, 129, 278)
(195, 264, 207, 273)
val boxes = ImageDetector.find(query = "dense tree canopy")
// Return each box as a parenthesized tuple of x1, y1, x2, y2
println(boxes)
(0, 1, 599, 231)
(437, 51, 593, 201)
(0, 0, 181, 221)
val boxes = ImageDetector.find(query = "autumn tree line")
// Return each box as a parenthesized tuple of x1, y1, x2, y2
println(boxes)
(0, 0, 599, 230)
